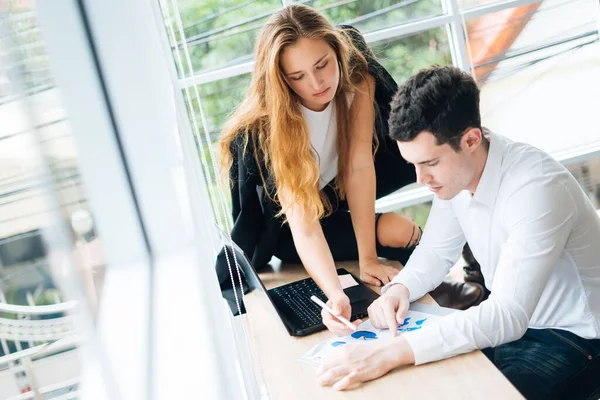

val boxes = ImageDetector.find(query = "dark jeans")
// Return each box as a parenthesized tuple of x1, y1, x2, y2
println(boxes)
(482, 328, 600, 400)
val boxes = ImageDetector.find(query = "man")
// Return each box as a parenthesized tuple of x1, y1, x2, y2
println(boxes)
(318, 65, 600, 400)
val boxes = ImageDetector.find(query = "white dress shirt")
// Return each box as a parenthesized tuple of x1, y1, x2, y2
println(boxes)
(387, 132, 600, 365)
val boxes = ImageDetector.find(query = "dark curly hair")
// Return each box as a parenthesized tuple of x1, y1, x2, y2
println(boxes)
(388, 65, 481, 151)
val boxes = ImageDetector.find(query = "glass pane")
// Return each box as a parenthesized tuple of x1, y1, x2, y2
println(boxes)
(394, 201, 432, 229)
(371, 26, 452, 83)
(166, 0, 281, 76)
(459, 0, 501, 9)
(189, 73, 251, 143)
(466, 0, 600, 156)
(302, 0, 444, 34)
(184, 73, 251, 223)
(0, 7, 108, 397)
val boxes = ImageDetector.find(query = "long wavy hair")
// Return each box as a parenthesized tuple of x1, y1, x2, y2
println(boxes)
(218, 4, 369, 223)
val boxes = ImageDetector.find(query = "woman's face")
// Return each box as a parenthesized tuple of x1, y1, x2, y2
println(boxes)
(279, 38, 340, 112)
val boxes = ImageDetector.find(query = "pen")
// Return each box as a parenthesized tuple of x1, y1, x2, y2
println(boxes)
(310, 295, 357, 332)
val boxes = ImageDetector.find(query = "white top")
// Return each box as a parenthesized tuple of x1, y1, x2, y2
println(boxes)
(386, 132, 600, 365)
(301, 101, 338, 189)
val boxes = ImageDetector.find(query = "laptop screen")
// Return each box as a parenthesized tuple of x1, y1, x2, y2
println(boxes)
(215, 227, 280, 310)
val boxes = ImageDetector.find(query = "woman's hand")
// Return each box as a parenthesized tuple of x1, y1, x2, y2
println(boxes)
(359, 260, 400, 286)
(321, 293, 361, 336)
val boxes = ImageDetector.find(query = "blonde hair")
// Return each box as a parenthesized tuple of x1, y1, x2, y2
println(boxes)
(218, 4, 369, 223)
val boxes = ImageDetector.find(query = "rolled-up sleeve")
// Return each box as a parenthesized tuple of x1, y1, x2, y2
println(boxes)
(383, 196, 466, 302)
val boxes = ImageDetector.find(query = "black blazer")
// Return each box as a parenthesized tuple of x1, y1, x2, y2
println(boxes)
(215, 26, 416, 288)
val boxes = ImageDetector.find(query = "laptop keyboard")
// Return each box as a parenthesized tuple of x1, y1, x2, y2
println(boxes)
(271, 279, 327, 328)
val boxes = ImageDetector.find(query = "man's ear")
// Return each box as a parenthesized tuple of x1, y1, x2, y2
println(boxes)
(462, 127, 482, 153)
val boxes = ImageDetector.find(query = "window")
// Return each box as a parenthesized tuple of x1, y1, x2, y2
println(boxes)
(167, 0, 281, 75)
(467, 0, 600, 157)
(459, 0, 501, 9)
(172, 0, 600, 215)
(371, 26, 452, 82)
(300, 0, 444, 34)
(188, 73, 252, 143)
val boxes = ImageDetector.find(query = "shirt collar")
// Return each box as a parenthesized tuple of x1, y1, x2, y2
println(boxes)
(471, 130, 504, 208)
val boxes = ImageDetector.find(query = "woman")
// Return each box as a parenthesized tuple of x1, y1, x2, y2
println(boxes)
(216, 4, 479, 327)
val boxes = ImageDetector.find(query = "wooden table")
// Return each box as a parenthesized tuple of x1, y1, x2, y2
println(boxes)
(242, 260, 523, 399)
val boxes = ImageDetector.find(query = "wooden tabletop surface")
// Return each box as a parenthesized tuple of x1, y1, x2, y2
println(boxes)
(241, 259, 523, 400)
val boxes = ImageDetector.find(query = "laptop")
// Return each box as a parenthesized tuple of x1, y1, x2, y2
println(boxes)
(219, 233, 380, 336)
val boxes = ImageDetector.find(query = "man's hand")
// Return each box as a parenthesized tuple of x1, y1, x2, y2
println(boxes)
(322, 293, 361, 336)
(316, 335, 415, 390)
(359, 260, 400, 287)
(367, 284, 410, 336)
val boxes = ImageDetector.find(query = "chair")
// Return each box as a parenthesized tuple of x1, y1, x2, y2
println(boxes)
(0, 289, 81, 399)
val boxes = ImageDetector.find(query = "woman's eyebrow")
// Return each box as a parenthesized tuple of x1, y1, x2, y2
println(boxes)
(285, 54, 328, 76)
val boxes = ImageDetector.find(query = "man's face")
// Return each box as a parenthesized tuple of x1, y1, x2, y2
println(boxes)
(279, 37, 340, 112)
(397, 131, 475, 200)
